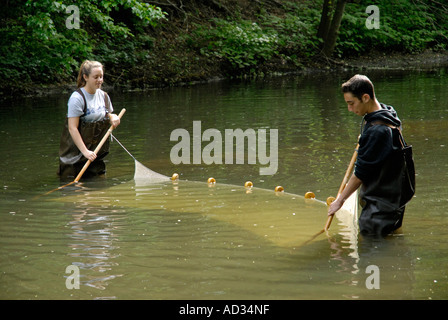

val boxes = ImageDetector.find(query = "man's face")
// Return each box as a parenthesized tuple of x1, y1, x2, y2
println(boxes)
(344, 92, 368, 116)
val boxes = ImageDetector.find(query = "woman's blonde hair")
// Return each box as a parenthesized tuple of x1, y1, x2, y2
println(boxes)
(77, 60, 103, 88)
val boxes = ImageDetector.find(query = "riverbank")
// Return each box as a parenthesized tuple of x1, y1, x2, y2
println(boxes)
(341, 50, 448, 71)
(2, 0, 448, 101)
(4, 50, 447, 101)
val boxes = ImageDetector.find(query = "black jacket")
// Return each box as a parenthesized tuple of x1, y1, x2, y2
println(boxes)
(355, 103, 404, 212)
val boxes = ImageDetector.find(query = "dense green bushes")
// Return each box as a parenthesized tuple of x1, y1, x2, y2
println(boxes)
(335, 0, 448, 57)
(186, 3, 322, 74)
(0, 0, 165, 94)
(191, 19, 279, 70)
(187, 0, 447, 75)
(1, 0, 447, 95)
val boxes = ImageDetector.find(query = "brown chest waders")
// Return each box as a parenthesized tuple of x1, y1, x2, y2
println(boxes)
(58, 89, 111, 179)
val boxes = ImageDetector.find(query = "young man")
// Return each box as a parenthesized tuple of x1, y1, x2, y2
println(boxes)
(328, 74, 406, 237)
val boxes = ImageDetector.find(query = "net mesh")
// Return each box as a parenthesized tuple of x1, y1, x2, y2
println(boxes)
(134, 160, 170, 183)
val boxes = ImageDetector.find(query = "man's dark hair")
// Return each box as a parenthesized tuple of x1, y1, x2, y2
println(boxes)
(341, 74, 375, 101)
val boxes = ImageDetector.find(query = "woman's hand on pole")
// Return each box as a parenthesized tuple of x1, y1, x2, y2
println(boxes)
(82, 149, 97, 162)
(109, 113, 120, 128)
(68, 117, 97, 162)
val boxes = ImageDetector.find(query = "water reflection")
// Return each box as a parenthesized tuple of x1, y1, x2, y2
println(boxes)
(65, 195, 127, 295)
(356, 235, 414, 299)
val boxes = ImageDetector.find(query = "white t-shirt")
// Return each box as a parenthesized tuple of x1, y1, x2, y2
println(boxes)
(67, 88, 113, 122)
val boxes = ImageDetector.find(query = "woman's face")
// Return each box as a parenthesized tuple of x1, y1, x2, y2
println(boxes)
(83, 66, 103, 93)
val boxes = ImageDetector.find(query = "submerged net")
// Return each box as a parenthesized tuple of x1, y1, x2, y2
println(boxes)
(342, 189, 358, 219)
(61, 133, 360, 249)
(112, 133, 359, 234)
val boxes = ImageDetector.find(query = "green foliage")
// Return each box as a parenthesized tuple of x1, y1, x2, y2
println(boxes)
(1, 0, 448, 93)
(0, 0, 166, 91)
(335, 0, 448, 57)
(192, 19, 279, 71)
(188, 2, 321, 74)
(261, 7, 322, 60)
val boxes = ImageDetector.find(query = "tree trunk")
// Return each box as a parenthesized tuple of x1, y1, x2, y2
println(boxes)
(321, 0, 348, 57)
(317, 0, 334, 41)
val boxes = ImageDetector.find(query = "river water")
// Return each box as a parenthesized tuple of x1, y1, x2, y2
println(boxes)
(1, 69, 447, 300)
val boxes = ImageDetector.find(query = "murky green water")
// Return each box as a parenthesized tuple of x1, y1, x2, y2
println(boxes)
(1, 70, 448, 300)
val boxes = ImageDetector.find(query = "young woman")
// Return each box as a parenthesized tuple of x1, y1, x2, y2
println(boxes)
(58, 60, 120, 179)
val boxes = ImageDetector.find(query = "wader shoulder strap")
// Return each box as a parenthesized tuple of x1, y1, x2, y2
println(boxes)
(371, 120, 400, 131)
(104, 92, 111, 117)
(104, 92, 110, 113)
(371, 121, 407, 148)
(76, 88, 87, 117)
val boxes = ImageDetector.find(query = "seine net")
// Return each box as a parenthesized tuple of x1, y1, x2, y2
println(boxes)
(111, 134, 170, 183)
(134, 160, 170, 182)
